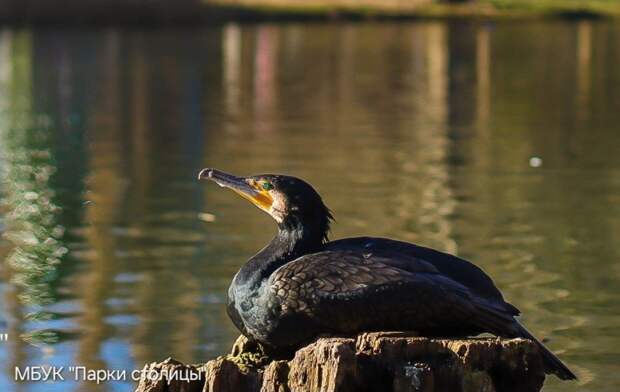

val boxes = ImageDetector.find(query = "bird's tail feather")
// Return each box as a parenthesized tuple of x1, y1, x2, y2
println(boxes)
(513, 321, 577, 380)
(470, 298, 577, 381)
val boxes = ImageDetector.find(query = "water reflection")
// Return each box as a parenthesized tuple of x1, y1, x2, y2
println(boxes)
(222, 23, 241, 118)
(576, 21, 592, 122)
(0, 21, 618, 392)
(0, 30, 72, 347)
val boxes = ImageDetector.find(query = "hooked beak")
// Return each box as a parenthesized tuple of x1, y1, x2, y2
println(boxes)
(198, 168, 274, 212)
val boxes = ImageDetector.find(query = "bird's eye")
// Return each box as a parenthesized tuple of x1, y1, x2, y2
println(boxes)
(262, 182, 273, 191)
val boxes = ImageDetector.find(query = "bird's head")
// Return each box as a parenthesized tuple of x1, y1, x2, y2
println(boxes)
(198, 168, 333, 242)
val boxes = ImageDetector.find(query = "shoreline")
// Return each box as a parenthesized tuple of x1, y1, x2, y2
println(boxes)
(0, 1, 617, 27)
(208, 1, 620, 21)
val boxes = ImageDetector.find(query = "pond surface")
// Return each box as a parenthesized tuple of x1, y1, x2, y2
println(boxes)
(0, 20, 619, 392)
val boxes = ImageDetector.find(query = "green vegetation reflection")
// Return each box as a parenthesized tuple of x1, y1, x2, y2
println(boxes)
(0, 31, 66, 345)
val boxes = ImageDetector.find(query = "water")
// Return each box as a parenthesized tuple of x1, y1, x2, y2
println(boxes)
(0, 20, 618, 392)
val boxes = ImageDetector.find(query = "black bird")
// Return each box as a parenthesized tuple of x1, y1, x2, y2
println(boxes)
(198, 168, 576, 380)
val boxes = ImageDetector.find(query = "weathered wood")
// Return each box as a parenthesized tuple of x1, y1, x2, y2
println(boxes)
(135, 333, 546, 392)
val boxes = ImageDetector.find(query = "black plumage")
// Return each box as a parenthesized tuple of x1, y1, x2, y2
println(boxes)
(198, 168, 576, 381)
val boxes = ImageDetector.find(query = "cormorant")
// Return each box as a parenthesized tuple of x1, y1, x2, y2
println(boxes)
(198, 168, 576, 380)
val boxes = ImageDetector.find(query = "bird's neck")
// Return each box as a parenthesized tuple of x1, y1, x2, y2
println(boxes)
(235, 219, 325, 291)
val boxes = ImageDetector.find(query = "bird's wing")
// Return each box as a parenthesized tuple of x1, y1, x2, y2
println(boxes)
(325, 237, 521, 316)
(267, 250, 515, 335)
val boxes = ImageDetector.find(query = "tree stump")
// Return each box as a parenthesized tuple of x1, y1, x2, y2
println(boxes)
(134, 332, 546, 392)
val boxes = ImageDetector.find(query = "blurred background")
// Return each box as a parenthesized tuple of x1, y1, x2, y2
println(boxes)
(0, 2, 619, 392)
